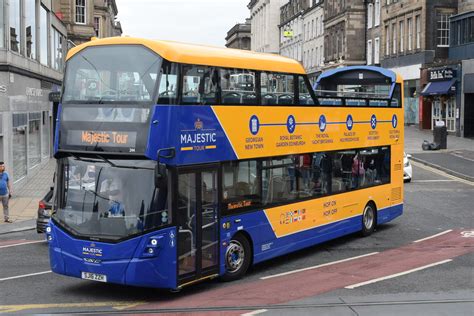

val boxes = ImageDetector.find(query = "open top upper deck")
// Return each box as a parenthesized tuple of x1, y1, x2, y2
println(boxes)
(66, 37, 306, 74)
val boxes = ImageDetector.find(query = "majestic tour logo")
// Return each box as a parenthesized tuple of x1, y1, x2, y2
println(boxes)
(180, 118, 217, 151)
(82, 243, 103, 257)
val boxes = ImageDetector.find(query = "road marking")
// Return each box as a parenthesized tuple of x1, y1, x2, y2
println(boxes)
(411, 160, 474, 186)
(260, 252, 379, 280)
(241, 309, 268, 316)
(413, 230, 453, 243)
(0, 240, 45, 249)
(411, 179, 457, 183)
(461, 231, 474, 238)
(0, 270, 52, 282)
(0, 301, 146, 314)
(344, 259, 452, 289)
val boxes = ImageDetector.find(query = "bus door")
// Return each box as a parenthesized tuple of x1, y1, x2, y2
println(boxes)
(177, 166, 220, 285)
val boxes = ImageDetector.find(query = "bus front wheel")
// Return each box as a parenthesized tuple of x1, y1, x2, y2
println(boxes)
(221, 234, 251, 282)
(361, 202, 376, 236)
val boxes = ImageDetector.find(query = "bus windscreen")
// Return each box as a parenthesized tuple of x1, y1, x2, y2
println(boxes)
(62, 45, 162, 104)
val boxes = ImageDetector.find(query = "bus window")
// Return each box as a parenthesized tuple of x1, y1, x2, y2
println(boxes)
(358, 147, 391, 187)
(261, 72, 295, 105)
(220, 69, 256, 105)
(333, 150, 358, 191)
(222, 160, 261, 211)
(181, 65, 218, 105)
(262, 156, 297, 204)
(157, 61, 179, 104)
(391, 83, 402, 107)
(298, 76, 317, 105)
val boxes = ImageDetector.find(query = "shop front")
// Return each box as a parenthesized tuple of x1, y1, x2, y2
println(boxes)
(421, 66, 460, 134)
(0, 71, 58, 185)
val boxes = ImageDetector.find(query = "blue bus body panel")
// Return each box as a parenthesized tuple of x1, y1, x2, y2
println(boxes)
(53, 104, 62, 155)
(220, 204, 402, 273)
(48, 221, 177, 289)
(146, 105, 237, 164)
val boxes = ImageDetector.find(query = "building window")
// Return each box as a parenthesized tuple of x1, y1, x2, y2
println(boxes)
(25, 0, 36, 59)
(12, 113, 28, 180)
(9, 0, 20, 53)
(0, 0, 4, 48)
(416, 15, 421, 49)
(399, 21, 404, 52)
(437, 12, 450, 47)
(375, 0, 380, 26)
(367, 40, 373, 65)
(316, 18, 319, 36)
(408, 17, 413, 51)
(392, 23, 397, 54)
(75, 0, 86, 24)
(94, 17, 101, 37)
(367, 4, 373, 29)
(40, 6, 48, 66)
(28, 112, 41, 168)
(374, 37, 380, 64)
(42, 111, 50, 158)
(385, 25, 390, 55)
(51, 28, 65, 71)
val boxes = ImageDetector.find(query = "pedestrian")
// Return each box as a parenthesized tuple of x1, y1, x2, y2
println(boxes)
(0, 161, 13, 223)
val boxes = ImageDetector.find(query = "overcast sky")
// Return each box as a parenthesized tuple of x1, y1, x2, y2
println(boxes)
(115, 0, 250, 47)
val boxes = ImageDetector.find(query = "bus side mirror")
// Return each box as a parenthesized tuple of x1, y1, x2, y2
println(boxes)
(155, 163, 167, 189)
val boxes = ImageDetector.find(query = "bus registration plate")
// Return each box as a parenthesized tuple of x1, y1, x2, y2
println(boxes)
(81, 272, 107, 282)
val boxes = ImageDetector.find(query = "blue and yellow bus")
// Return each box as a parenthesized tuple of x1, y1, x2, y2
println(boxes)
(47, 37, 404, 290)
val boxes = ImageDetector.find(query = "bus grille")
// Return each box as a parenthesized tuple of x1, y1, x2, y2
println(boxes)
(391, 187, 402, 201)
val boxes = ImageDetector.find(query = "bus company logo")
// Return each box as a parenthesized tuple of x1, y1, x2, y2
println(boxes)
(280, 208, 306, 225)
(392, 114, 398, 128)
(180, 118, 217, 151)
(194, 118, 203, 130)
(82, 243, 103, 257)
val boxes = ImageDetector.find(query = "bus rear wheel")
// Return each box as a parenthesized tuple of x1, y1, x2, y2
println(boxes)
(221, 234, 251, 282)
(361, 203, 376, 236)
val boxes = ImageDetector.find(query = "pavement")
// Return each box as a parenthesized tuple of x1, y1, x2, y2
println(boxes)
(0, 126, 472, 235)
(0, 159, 55, 235)
(405, 125, 474, 182)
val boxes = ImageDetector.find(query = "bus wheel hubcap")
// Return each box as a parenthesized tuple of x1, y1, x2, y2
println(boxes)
(364, 205, 374, 229)
(226, 240, 244, 273)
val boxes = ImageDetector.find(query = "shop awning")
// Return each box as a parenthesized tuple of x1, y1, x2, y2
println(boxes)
(421, 79, 456, 96)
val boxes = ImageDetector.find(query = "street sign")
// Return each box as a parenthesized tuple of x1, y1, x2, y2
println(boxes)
(283, 30, 294, 38)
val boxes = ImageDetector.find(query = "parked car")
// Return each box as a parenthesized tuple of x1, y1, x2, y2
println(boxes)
(404, 152, 413, 182)
(36, 187, 53, 233)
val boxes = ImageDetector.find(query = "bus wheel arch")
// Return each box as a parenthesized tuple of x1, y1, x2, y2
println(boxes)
(221, 232, 253, 282)
(361, 201, 377, 237)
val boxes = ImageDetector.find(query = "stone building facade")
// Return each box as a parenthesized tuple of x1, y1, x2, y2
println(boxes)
(302, 0, 324, 81)
(225, 19, 251, 50)
(366, 0, 382, 66)
(323, 0, 366, 69)
(0, 0, 67, 188)
(279, 0, 309, 62)
(248, 0, 288, 53)
(52, 0, 122, 45)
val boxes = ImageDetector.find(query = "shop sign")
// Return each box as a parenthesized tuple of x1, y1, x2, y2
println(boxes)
(283, 30, 294, 38)
(0, 85, 6, 93)
(49, 92, 61, 102)
(26, 87, 43, 97)
(429, 68, 456, 81)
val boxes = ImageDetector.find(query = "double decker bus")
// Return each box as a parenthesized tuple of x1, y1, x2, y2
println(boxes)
(47, 37, 404, 290)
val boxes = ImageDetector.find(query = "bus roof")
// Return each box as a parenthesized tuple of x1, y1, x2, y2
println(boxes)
(316, 66, 401, 84)
(66, 37, 306, 74)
